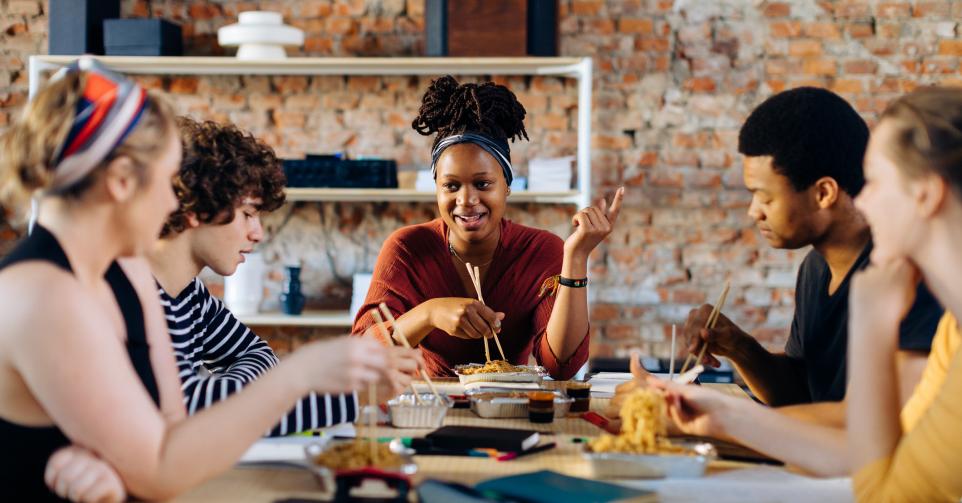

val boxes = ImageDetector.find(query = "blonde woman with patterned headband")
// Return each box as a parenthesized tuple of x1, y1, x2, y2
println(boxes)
(0, 59, 417, 501)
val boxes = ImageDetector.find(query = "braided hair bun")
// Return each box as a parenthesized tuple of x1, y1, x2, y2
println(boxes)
(412, 75, 529, 147)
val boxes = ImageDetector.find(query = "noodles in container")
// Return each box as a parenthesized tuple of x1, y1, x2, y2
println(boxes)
(454, 360, 546, 384)
(304, 438, 417, 493)
(584, 389, 715, 478)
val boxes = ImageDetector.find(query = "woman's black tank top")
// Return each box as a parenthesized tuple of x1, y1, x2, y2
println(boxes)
(0, 225, 160, 501)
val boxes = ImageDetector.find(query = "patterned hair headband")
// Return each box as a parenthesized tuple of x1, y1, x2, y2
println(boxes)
(430, 132, 514, 186)
(48, 57, 147, 193)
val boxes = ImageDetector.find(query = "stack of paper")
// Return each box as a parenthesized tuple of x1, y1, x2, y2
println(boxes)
(527, 156, 574, 192)
(415, 169, 435, 192)
(588, 372, 670, 398)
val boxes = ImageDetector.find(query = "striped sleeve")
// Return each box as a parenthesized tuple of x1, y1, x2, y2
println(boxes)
(164, 278, 358, 435)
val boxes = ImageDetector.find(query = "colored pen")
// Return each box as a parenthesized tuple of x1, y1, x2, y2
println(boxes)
(496, 442, 557, 461)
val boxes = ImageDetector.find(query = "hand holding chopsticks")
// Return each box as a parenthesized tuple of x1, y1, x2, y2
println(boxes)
(465, 262, 507, 362)
(679, 280, 732, 376)
(372, 304, 445, 404)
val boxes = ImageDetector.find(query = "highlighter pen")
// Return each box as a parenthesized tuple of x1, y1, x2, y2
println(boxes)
(496, 442, 557, 462)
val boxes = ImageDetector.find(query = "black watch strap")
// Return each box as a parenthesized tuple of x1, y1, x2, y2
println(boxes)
(558, 276, 588, 288)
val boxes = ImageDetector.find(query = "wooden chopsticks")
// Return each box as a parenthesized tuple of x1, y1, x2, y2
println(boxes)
(373, 303, 444, 404)
(464, 262, 507, 362)
(679, 280, 731, 376)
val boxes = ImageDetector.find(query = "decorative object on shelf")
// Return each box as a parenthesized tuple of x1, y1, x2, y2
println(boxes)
(528, 156, 574, 192)
(217, 11, 304, 60)
(349, 273, 374, 319)
(283, 155, 398, 189)
(224, 252, 265, 316)
(104, 19, 183, 56)
(425, 0, 558, 57)
(279, 266, 306, 315)
(49, 0, 119, 55)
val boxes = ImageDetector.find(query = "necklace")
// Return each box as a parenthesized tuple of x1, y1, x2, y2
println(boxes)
(448, 239, 494, 268)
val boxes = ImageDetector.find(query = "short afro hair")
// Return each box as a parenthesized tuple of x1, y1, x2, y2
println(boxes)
(161, 117, 286, 237)
(738, 87, 869, 196)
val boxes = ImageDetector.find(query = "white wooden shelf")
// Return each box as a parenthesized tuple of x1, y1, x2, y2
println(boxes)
(27, 55, 593, 208)
(29, 56, 587, 78)
(237, 309, 353, 327)
(285, 188, 581, 204)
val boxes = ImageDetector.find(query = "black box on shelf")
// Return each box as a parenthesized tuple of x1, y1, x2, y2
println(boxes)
(103, 19, 183, 56)
(49, 0, 120, 55)
(283, 157, 398, 189)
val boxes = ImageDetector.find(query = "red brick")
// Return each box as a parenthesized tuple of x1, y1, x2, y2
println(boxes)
(587, 19, 615, 35)
(591, 304, 621, 322)
(605, 323, 640, 341)
(536, 113, 568, 130)
(572, 0, 603, 15)
(299, 0, 334, 17)
(763, 2, 791, 17)
(347, 76, 380, 92)
(169, 77, 199, 94)
(333, 0, 367, 16)
(0, 112, 7, 127)
(877, 2, 912, 17)
(188, 4, 221, 19)
(359, 17, 394, 33)
(789, 39, 822, 57)
(913, 2, 952, 17)
(938, 40, 962, 56)
(636, 37, 670, 52)
(618, 18, 654, 34)
(305, 36, 334, 53)
(272, 76, 309, 94)
(684, 77, 716, 93)
(407, 0, 424, 17)
(830, 79, 863, 94)
(847, 22, 874, 38)
(844, 59, 878, 74)
(803, 59, 836, 76)
(802, 22, 841, 39)
(835, 2, 872, 18)
(769, 21, 801, 38)
(326, 17, 356, 35)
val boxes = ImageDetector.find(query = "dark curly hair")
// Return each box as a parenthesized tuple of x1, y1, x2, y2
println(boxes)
(161, 117, 286, 237)
(738, 87, 869, 196)
(411, 75, 529, 147)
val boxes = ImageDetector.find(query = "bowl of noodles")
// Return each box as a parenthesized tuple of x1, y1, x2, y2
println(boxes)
(454, 360, 546, 384)
(304, 438, 417, 492)
(584, 389, 715, 478)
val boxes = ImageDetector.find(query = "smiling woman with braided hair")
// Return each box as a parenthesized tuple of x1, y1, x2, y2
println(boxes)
(353, 75, 624, 379)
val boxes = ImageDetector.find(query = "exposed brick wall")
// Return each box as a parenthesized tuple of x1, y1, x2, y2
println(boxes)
(1, 0, 959, 359)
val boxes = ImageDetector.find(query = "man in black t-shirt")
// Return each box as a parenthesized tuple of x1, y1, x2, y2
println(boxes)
(682, 87, 942, 409)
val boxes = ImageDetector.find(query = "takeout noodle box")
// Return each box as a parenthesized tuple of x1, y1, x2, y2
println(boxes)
(454, 363, 546, 384)
(582, 442, 716, 479)
(468, 390, 573, 419)
(304, 438, 417, 493)
(387, 393, 453, 428)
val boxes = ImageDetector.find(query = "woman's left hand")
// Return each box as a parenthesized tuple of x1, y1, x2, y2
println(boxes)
(564, 187, 624, 261)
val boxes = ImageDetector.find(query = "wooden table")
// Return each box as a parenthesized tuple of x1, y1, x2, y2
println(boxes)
(174, 388, 854, 502)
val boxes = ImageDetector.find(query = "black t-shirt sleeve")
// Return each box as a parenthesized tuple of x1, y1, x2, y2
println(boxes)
(784, 251, 815, 360)
(785, 311, 803, 358)
(897, 281, 943, 352)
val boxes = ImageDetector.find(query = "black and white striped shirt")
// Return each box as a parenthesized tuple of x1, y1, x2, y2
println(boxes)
(159, 277, 357, 436)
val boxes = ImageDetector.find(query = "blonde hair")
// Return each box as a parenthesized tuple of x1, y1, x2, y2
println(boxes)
(0, 71, 175, 217)
(880, 87, 962, 200)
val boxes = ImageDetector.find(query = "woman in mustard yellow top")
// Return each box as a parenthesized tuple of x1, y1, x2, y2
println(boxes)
(846, 87, 962, 502)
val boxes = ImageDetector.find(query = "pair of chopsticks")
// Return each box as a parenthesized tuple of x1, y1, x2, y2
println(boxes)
(464, 262, 506, 362)
(370, 303, 444, 405)
(678, 280, 731, 376)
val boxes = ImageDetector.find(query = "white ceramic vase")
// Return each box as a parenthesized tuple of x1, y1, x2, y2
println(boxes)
(217, 11, 304, 60)
(224, 251, 265, 315)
